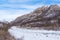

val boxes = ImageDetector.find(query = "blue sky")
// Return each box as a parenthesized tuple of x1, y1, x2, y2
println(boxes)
(0, 0, 60, 21)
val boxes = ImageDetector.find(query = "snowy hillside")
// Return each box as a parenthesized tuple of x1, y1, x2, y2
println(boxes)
(8, 26, 60, 40)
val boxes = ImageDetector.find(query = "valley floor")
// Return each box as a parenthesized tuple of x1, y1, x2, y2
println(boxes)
(8, 26, 60, 40)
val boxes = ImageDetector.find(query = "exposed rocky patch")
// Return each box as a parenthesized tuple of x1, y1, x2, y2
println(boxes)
(10, 5, 60, 30)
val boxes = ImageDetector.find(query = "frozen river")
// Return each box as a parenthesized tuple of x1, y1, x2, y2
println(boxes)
(8, 26, 60, 40)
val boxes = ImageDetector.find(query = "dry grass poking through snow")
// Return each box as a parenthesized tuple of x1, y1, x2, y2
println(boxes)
(0, 30, 15, 40)
(0, 22, 15, 40)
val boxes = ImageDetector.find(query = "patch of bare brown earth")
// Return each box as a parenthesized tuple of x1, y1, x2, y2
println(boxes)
(11, 5, 60, 30)
(0, 22, 15, 40)
(0, 30, 15, 40)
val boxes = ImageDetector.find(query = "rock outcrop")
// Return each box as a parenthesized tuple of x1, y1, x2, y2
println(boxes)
(11, 5, 60, 30)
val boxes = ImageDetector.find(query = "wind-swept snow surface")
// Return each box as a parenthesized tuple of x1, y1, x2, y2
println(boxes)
(8, 26, 60, 40)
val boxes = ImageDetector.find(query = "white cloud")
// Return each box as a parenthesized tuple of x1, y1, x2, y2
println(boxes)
(0, 10, 32, 22)
(0, 0, 44, 22)
(0, 4, 44, 10)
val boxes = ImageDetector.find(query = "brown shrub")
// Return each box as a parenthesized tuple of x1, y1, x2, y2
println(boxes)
(0, 30, 15, 40)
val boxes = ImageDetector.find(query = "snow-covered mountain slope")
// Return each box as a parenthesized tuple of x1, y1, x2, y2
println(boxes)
(11, 5, 60, 30)
(8, 26, 60, 40)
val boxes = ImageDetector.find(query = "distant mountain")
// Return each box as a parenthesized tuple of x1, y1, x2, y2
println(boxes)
(10, 5, 60, 30)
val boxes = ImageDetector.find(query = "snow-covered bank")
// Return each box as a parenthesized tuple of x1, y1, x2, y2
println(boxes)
(8, 26, 60, 40)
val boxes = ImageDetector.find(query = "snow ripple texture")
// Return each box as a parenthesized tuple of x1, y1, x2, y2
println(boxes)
(8, 26, 60, 40)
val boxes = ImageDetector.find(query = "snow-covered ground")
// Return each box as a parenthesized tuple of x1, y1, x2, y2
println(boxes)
(8, 26, 60, 40)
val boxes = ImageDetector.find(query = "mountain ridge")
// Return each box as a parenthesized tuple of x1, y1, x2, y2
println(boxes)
(9, 5, 60, 30)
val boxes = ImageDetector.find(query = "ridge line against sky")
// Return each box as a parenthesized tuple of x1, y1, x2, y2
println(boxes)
(0, 0, 60, 21)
